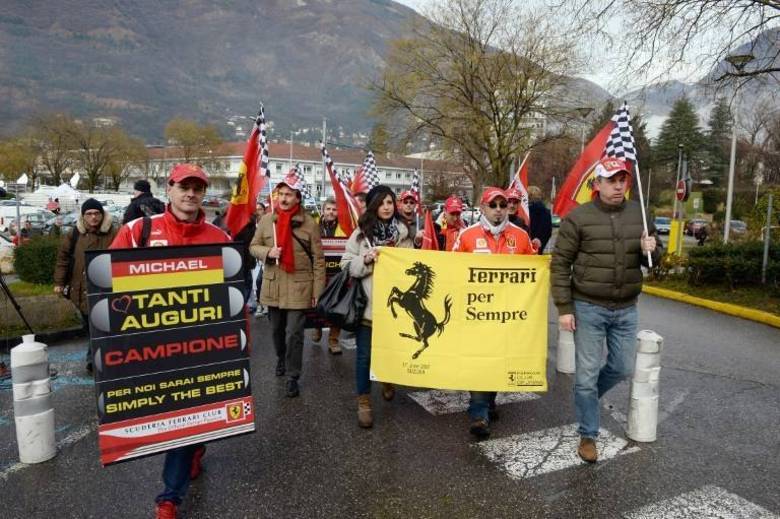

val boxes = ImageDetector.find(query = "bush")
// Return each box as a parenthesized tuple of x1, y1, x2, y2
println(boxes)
(687, 241, 780, 289)
(13, 235, 60, 284)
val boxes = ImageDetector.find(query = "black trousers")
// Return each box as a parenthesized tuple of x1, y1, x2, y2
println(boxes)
(268, 307, 306, 379)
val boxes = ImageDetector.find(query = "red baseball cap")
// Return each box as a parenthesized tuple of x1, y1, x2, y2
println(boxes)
(444, 195, 463, 214)
(481, 187, 507, 205)
(594, 158, 630, 179)
(505, 187, 522, 201)
(399, 190, 416, 202)
(169, 163, 209, 185)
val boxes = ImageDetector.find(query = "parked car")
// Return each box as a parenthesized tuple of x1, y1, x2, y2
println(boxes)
(729, 220, 747, 235)
(653, 216, 671, 234)
(203, 195, 228, 208)
(0, 203, 39, 232)
(6, 210, 56, 235)
(685, 218, 708, 236)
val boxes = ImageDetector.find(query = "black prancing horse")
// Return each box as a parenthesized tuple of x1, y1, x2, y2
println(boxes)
(387, 262, 452, 359)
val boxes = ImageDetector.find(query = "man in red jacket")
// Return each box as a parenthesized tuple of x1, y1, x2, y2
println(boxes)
(453, 186, 535, 440)
(111, 163, 230, 519)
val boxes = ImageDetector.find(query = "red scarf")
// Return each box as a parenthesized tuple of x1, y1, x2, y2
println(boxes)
(275, 204, 299, 273)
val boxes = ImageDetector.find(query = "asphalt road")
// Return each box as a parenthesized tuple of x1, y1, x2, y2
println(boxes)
(0, 295, 778, 518)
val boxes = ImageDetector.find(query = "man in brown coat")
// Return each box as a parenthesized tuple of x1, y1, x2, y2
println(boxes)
(53, 198, 118, 372)
(250, 173, 325, 397)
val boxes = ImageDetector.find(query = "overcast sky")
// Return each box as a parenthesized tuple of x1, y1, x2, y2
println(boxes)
(393, 0, 708, 94)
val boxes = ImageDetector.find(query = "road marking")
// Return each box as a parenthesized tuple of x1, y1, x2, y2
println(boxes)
(0, 422, 94, 481)
(408, 389, 540, 416)
(623, 485, 779, 518)
(476, 423, 639, 479)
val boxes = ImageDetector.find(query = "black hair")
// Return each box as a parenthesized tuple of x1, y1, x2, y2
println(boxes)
(358, 185, 405, 238)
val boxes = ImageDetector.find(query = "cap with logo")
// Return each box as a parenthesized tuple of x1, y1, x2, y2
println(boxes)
(480, 187, 507, 205)
(444, 195, 463, 214)
(594, 158, 630, 179)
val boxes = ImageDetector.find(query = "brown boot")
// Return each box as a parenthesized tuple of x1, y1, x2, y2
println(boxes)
(578, 437, 598, 463)
(381, 382, 395, 401)
(328, 329, 342, 355)
(312, 329, 322, 342)
(357, 395, 373, 428)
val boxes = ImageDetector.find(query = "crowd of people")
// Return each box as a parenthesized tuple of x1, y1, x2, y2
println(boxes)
(46, 159, 661, 518)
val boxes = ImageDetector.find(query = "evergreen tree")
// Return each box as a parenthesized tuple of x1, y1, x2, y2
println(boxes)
(705, 97, 733, 185)
(586, 100, 616, 142)
(653, 95, 705, 180)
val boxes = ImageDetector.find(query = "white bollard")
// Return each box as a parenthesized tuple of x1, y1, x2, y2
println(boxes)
(556, 328, 576, 374)
(626, 330, 663, 442)
(11, 334, 56, 464)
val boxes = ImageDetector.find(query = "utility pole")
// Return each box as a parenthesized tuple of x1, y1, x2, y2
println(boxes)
(321, 118, 327, 203)
(289, 131, 293, 170)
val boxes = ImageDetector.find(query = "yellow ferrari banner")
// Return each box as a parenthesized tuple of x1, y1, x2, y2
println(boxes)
(371, 248, 549, 392)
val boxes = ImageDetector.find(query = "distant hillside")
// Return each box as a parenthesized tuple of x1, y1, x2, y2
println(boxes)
(0, 0, 612, 142)
(622, 27, 780, 138)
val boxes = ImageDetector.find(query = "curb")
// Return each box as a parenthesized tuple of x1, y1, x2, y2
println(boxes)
(642, 285, 780, 329)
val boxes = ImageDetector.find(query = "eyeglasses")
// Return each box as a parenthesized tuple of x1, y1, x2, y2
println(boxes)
(488, 202, 508, 209)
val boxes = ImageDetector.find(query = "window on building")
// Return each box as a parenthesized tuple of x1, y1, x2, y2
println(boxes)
(385, 171, 391, 180)
(396, 172, 402, 180)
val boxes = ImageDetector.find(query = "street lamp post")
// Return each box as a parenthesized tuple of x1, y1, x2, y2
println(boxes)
(723, 53, 755, 243)
(575, 107, 594, 153)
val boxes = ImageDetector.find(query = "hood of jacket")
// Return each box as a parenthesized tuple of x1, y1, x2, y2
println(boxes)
(77, 211, 114, 234)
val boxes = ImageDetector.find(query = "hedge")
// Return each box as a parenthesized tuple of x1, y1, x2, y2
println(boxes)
(13, 235, 60, 284)
(686, 241, 780, 288)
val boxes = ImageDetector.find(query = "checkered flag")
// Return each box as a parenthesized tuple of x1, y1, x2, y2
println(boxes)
(603, 102, 637, 164)
(257, 106, 270, 179)
(410, 169, 421, 199)
(362, 151, 381, 191)
(290, 163, 314, 201)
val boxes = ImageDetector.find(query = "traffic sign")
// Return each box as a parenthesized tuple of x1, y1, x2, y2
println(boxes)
(676, 180, 688, 201)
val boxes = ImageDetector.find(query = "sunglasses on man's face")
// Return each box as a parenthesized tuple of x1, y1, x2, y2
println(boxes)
(488, 202, 508, 209)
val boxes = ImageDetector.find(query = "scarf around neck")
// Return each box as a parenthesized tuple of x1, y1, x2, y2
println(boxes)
(275, 204, 299, 273)
(480, 215, 508, 237)
(371, 218, 400, 246)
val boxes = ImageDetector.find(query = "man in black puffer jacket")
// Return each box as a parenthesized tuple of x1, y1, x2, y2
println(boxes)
(122, 179, 166, 224)
(551, 157, 662, 464)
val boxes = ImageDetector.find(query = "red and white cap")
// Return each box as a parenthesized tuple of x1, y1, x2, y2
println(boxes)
(594, 158, 630, 179)
(444, 195, 463, 214)
(480, 187, 507, 205)
(399, 190, 416, 202)
(169, 163, 209, 185)
(276, 170, 303, 192)
(504, 187, 522, 201)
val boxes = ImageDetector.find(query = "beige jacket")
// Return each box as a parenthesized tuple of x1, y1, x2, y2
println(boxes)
(250, 208, 326, 310)
(340, 223, 413, 322)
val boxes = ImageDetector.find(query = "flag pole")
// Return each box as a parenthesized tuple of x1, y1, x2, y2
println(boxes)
(270, 190, 279, 266)
(632, 161, 652, 268)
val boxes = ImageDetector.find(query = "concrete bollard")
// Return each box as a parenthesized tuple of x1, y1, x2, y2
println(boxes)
(626, 330, 663, 442)
(11, 334, 56, 464)
(556, 328, 576, 374)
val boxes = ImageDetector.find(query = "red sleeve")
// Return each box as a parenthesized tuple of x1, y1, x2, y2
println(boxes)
(110, 224, 135, 249)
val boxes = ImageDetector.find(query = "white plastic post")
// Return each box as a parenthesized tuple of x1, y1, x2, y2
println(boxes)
(11, 334, 56, 463)
(556, 328, 576, 374)
(626, 330, 663, 442)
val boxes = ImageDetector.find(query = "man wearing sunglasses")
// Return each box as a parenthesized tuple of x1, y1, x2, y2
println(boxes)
(452, 187, 535, 439)
(551, 158, 662, 463)
(398, 190, 424, 247)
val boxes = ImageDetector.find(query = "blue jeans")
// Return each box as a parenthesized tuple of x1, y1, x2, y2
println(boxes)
(468, 392, 497, 422)
(155, 444, 201, 505)
(355, 324, 372, 395)
(573, 300, 638, 438)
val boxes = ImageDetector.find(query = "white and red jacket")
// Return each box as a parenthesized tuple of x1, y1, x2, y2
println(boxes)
(110, 208, 230, 248)
(452, 221, 534, 255)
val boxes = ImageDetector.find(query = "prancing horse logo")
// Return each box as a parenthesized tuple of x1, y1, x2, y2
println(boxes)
(387, 262, 452, 359)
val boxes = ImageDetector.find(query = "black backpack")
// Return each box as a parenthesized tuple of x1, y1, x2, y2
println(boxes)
(139, 197, 165, 217)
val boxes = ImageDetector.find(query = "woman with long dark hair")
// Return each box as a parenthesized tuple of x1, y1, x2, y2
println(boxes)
(341, 185, 414, 428)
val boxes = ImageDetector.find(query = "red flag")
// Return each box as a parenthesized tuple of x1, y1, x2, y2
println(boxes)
(225, 107, 269, 236)
(421, 210, 439, 250)
(321, 144, 360, 236)
(552, 123, 614, 219)
(507, 152, 531, 227)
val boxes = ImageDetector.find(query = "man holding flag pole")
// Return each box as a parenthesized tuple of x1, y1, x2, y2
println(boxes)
(551, 103, 663, 463)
